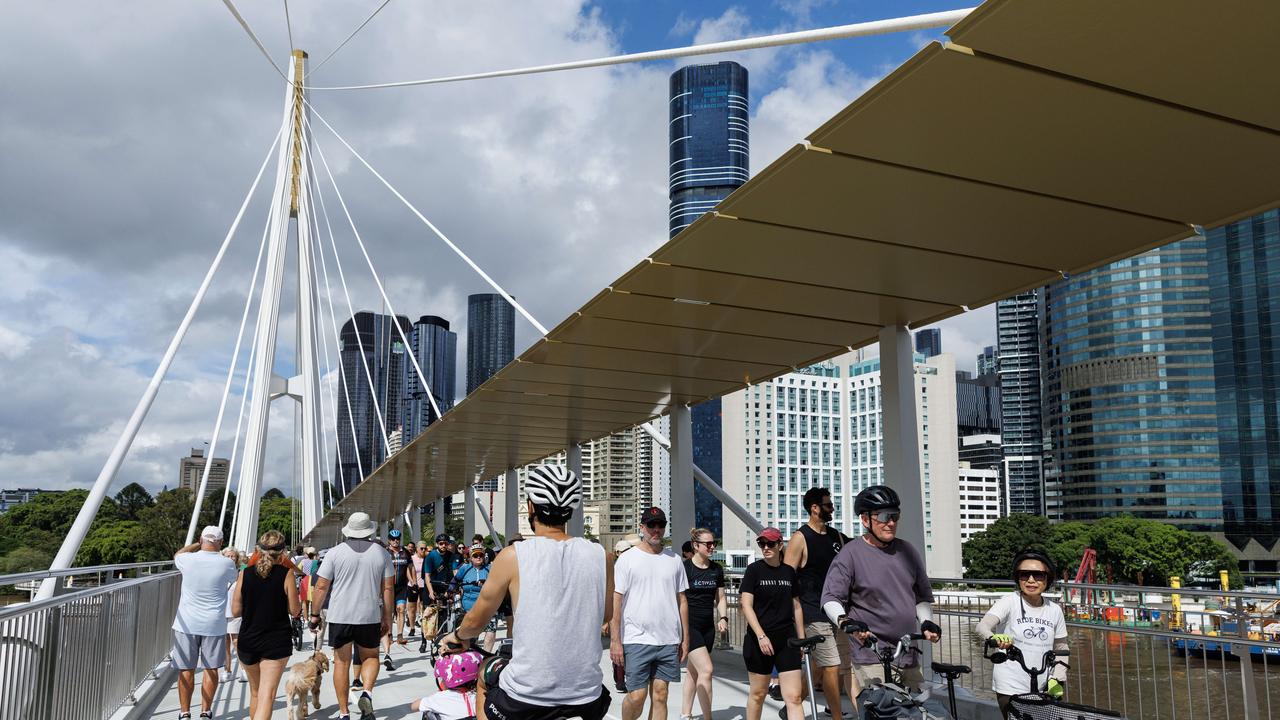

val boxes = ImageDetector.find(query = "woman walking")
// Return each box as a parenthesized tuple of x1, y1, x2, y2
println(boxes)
(232, 530, 300, 720)
(680, 528, 727, 720)
(741, 527, 805, 720)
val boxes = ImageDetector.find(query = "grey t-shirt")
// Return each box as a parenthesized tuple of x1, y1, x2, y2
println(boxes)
(820, 537, 933, 666)
(317, 539, 393, 625)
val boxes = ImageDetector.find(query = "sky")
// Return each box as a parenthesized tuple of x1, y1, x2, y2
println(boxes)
(0, 0, 993, 496)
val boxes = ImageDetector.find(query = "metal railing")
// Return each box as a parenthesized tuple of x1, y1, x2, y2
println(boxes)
(0, 569, 180, 720)
(0, 560, 174, 588)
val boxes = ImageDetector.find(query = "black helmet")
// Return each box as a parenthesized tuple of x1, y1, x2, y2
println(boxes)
(854, 485, 901, 515)
(1012, 549, 1057, 589)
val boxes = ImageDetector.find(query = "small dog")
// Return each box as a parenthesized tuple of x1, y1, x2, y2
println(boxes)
(419, 604, 439, 641)
(284, 650, 330, 720)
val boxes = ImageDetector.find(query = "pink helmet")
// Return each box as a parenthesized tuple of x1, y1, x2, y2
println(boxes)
(435, 650, 482, 690)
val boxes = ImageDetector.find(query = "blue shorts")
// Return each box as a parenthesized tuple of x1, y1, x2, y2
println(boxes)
(623, 643, 679, 691)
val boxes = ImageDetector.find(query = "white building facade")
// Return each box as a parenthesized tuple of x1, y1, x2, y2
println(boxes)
(957, 464, 1002, 543)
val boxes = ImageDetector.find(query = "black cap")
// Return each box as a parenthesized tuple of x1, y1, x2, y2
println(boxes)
(640, 506, 667, 525)
(435, 533, 451, 542)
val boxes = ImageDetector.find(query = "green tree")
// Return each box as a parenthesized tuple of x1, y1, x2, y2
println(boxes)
(0, 489, 121, 558)
(961, 514, 1055, 580)
(0, 546, 54, 574)
(77, 520, 145, 565)
(262, 488, 286, 501)
(256, 495, 297, 541)
(114, 482, 154, 520)
(136, 489, 197, 561)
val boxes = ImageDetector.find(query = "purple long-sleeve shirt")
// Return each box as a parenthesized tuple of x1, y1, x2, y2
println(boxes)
(820, 536, 933, 666)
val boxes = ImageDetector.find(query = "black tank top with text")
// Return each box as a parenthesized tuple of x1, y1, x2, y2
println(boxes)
(797, 524, 845, 623)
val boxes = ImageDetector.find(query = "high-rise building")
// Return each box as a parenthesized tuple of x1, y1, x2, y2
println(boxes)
(179, 447, 229, 495)
(976, 345, 998, 377)
(721, 353, 962, 578)
(333, 311, 411, 493)
(958, 463, 1003, 543)
(956, 371, 1001, 436)
(668, 61, 749, 238)
(466, 294, 514, 395)
(669, 60, 749, 537)
(1042, 237, 1219, 529)
(996, 291, 1045, 515)
(1207, 209, 1280, 577)
(915, 328, 942, 359)
(403, 315, 457, 441)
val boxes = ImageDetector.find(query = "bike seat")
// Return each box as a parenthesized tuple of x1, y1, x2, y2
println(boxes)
(931, 661, 971, 678)
(789, 635, 825, 650)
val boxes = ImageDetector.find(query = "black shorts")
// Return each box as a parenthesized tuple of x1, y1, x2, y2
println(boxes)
(484, 683, 610, 720)
(688, 614, 715, 654)
(395, 584, 410, 604)
(407, 586, 423, 603)
(329, 622, 381, 650)
(743, 626, 802, 675)
(238, 642, 292, 666)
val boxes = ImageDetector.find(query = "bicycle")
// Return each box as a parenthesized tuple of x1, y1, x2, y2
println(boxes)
(429, 591, 464, 666)
(983, 639, 1126, 720)
(788, 634, 825, 720)
(841, 620, 955, 720)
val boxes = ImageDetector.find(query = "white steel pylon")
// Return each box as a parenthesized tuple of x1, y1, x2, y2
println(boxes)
(232, 50, 324, 550)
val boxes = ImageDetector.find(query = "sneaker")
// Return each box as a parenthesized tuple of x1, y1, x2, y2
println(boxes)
(768, 684, 783, 702)
(778, 708, 788, 720)
(339, 716, 350, 720)
(200, 713, 213, 720)
(382, 654, 394, 671)
(822, 709, 852, 719)
(408, 627, 416, 638)
(178, 714, 191, 720)
(217, 669, 231, 684)
(352, 677, 364, 691)
(357, 691, 375, 719)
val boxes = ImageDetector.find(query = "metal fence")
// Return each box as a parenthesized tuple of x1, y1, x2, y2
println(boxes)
(0, 569, 180, 720)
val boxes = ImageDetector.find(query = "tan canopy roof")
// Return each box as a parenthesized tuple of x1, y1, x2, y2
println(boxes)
(305, 0, 1280, 544)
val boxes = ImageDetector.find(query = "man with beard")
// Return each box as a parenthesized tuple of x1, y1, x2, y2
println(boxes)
(785, 487, 852, 718)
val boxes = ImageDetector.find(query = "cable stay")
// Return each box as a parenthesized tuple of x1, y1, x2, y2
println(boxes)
(310, 0, 394, 76)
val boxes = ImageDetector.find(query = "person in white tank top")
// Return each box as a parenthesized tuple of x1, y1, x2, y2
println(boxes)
(441, 464, 615, 720)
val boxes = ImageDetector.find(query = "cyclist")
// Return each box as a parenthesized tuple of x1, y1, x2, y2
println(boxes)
(977, 549, 1069, 717)
(441, 464, 614, 720)
(784, 486, 851, 719)
(450, 543, 498, 651)
(425, 533, 461, 603)
(383, 529, 416, 670)
(821, 485, 939, 695)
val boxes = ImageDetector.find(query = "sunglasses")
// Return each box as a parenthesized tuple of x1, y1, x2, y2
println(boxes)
(693, 540, 716, 548)
(644, 520, 668, 529)
(756, 539, 780, 549)
(871, 510, 900, 524)
(471, 553, 486, 559)
(1018, 570, 1049, 583)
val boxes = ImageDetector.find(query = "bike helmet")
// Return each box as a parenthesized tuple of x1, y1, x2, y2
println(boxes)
(1012, 548, 1057, 589)
(435, 650, 482, 690)
(854, 485, 901, 516)
(525, 464, 582, 511)
(388, 529, 402, 539)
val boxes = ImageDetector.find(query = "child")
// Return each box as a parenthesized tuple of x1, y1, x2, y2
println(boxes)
(976, 549, 1069, 717)
(413, 650, 482, 720)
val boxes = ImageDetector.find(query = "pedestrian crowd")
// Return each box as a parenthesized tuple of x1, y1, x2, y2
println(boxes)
(168, 472, 1055, 720)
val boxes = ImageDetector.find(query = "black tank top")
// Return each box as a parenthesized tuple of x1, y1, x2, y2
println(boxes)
(797, 524, 845, 623)
(239, 564, 292, 651)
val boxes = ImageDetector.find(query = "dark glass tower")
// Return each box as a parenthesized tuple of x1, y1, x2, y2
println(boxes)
(669, 61, 749, 537)
(466, 294, 514, 394)
(1207, 209, 1280, 569)
(333, 311, 411, 493)
(915, 328, 942, 359)
(997, 291, 1045, 515)
(1042, 238, 1220, 530)
(668, 61, 749, 239)
(403, 315, 457, 441)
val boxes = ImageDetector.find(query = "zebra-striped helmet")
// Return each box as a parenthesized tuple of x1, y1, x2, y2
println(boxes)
(525, 464, 582, 510)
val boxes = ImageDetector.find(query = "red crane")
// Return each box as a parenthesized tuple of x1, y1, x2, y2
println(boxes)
(1070, 548, 1098, 607)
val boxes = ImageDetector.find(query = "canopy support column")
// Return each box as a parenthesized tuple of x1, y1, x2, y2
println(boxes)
(567, 444, 584, 536)
(879, 325, 925, 555)
(464, 484, 477, 543)
(504, 471, 519, 540)
(670, 406, 695, 541)
(434, 499, 445, 536)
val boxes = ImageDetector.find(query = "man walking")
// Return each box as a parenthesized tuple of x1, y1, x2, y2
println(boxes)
(309, 512, 394, 720)
(611, 507, 689, 720)
(785, 487, 852, 718)
(381, 528, 415, 669)
(172, 526, 239, 720)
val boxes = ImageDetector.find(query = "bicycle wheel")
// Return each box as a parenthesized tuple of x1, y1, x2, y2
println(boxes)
(1007, 693, 1127, 720)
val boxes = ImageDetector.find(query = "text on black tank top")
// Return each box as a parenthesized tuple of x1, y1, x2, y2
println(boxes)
(797, 524, 844, 622)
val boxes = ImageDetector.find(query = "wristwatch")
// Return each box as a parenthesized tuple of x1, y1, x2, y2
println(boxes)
(719, 616, 729, 622)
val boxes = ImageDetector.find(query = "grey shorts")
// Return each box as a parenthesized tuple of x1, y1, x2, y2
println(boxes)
(623, 643, 679, 691)
(852, 662, 923, 693)
(171, 630, 226, 671)
(805, 620, 850, 669)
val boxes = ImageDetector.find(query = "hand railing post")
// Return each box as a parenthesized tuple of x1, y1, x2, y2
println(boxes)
(1237, 596, 1260, 720)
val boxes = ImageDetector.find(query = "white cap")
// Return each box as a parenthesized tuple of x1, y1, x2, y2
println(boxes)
(342, 511, 376, 539)
(614, 539, 632, 554)
(200, 526, 224, 543)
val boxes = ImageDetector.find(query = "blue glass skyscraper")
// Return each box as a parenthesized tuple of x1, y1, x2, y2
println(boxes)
(333, 311, 411, 493)
(669, 61, 749, 238)
(669, 61, 748, 536)
(997, 292, 1044, 515)
(403, 315, 456, 441)
(1042, 238, 1220, 529)
(1207, 209, 1280, 574)
(915, 328, 941, 359)
(467, 293, 514, 395)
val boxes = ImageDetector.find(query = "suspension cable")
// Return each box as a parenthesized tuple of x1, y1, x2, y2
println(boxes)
(301, 170, 345, 507)
(220, 0, 290, 83)
(304, 116, 444, 422)
(283, 0, 296, 56)
(310, 0, 394, 76)
(306, 8, 972, 91)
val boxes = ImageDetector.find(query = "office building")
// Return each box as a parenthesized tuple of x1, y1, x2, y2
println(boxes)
(721, 352, 963, 578)
(996, 291, 1045, 515)
(956, 371, 1001, 436)
(333, 311, 411, 493)
(1207, 209, 1280, 577)
(403, 315, 457, 441)
(1042, 237, 1219, 529)
(669, 60, 749, 536)
(976, 345, 998, 377)
(466, 294, 514, 395)
(178, 447, 229, 495)
(915, 328, 942, 359)
(958, 463, 1003, 542)
(0, 488, 42, 513)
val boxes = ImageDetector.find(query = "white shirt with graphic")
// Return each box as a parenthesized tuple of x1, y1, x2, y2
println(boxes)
(982, 592, 1068, 696)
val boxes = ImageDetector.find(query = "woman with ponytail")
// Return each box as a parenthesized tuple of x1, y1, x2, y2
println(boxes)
(231, 529, 301, 720)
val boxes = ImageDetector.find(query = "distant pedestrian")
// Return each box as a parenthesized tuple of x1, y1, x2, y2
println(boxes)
(680, 541, 694, 562)
(612, 507, 689, 720)
(172, 526, 239, 720)
(220, 547, 242, 684)
(232, 529, 301, 720)
(309, 512, 394, 720)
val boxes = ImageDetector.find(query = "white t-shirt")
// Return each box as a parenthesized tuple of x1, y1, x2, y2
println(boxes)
(985, 592, 1068, 695)
(615, 546, 689, 646)
(172, 550, 239, 637)
(317, 539, 394, 625)
(417, 689, 476, 719)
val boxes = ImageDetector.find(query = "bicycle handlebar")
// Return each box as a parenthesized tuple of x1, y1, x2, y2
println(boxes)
(984, 638, 1069, 690)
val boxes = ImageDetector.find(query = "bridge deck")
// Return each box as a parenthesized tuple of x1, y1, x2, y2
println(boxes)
(146, 629, 801, 720)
